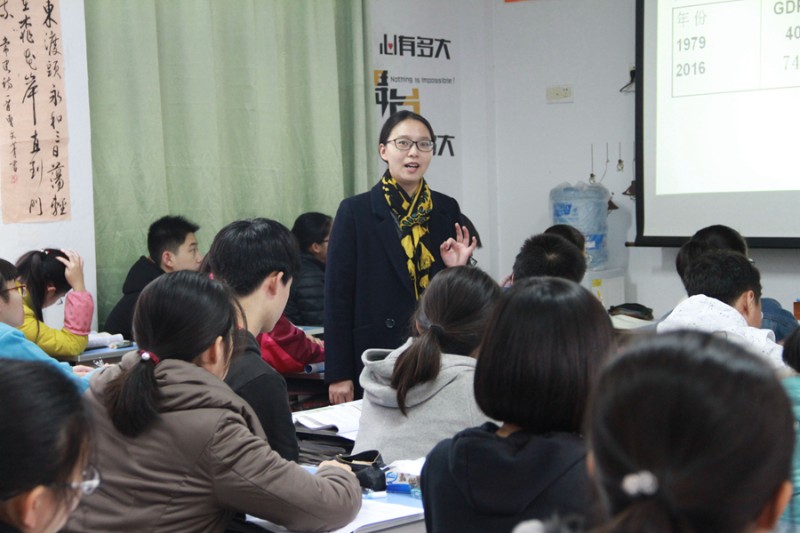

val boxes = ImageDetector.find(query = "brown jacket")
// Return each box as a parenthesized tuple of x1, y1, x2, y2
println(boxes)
(66, 352, 361, 532)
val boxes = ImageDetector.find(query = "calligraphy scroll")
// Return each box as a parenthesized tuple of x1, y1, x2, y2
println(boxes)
(0, 0, 69, 223)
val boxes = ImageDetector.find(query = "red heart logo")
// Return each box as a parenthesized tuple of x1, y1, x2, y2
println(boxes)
(388, 43, 393, 49)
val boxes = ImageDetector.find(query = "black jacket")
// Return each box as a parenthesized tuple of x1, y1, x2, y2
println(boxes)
(421, 423, 591, 532)
(103, 256, 163, 339)
(224, 332, 299, 462)
(284, 252, 325, 326)
(323, 181, 461, 397)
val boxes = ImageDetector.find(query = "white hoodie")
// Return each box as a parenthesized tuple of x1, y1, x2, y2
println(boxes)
(657, 295, 786, 370)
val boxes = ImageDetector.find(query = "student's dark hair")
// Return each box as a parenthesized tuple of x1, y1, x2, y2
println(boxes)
(475, 277, 614, 432)
(588, 331, 793, 533)
(147, 215, 199, 268)
(682, 249, 761, 306)
(782, 327, 800, 372)
(291, 212, 332, 252)
(391, 267, 501, 415)
(0, 360, 89, 506)
(104, 271, 244, 438)
(15, 249, 71, 322)
(692, 224, 748, 255)
(544, 224, 586, 252)
(675, 225, 748, 281)
(201, 218, 300, 297)
(378, 110, 435, 145)
(674, 239, 713, 281)
(0, 258, 18, 304)
(512, 233, 587, 283)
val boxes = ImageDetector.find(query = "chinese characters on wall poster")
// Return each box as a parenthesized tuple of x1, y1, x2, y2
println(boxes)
(0, 0, 69, 223)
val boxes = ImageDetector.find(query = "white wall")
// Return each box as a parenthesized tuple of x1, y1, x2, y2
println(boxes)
(0, 0, 96, 329)
(371, 0, 799, 317)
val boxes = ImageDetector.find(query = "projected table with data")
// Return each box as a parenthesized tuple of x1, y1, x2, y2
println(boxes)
(671, 0, 800, 97)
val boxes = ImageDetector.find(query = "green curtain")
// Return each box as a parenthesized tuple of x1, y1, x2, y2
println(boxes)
(84, 0, 377, 325)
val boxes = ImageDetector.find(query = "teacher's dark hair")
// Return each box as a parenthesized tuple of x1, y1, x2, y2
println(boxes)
(379, 110, 435, 146)
(474, 277, 614, 433)
(391, 267, 501, 415)
(104, 271, 244, 438)
(15, 249, 71, 322)
(588, 331, 793, 533)
(0, 360, 89, 505)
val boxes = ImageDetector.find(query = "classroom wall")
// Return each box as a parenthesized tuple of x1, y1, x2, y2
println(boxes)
(0, 0, 97, 329)
(371, 0, 800, 317)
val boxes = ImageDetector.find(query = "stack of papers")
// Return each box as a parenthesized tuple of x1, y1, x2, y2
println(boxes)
(293, 400, 362, 441)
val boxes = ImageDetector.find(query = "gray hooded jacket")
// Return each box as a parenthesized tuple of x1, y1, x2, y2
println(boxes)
(353, 338, 492, 463)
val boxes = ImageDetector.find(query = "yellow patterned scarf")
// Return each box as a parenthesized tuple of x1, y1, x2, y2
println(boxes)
(381, 171, 435, 300)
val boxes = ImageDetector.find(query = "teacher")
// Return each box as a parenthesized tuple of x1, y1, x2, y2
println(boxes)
(325, 110, 476, 404)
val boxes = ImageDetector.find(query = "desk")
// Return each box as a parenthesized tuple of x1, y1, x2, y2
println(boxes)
(54, 344, 136, 365)
(250, 402, 425, 532)
(247, 482, 424, 533)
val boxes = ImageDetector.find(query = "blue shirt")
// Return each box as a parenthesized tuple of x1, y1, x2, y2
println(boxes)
(0, 322, 88, 392)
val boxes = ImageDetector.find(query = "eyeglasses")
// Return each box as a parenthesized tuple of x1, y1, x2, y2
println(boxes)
(386, 138, 435, 152)
(0, 282, 26, 297)
(55, 465, 101, 496)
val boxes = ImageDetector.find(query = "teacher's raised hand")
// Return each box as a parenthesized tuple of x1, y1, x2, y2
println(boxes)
(440, 223, 477, 267)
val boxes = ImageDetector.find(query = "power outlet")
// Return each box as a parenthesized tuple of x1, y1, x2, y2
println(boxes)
(546, 85, 573, 103)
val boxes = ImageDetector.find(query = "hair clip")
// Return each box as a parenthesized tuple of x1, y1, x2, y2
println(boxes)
(208, 273, 215, 280)
(621, 470, 658, 497)
(138, 350, 161, 365)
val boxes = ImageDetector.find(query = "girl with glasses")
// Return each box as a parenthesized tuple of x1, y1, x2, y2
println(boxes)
(325, 110, 477, 404)
(15, 249, 93, 357)
(0, 360, 93, 533)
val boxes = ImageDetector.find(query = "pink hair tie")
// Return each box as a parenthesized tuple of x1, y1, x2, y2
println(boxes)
(138, 350, 161, 365)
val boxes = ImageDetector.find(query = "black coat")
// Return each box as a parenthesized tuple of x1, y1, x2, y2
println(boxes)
(323, 181, 461, 397)
(104, 256, 163, 339)
(284, 252, 325, 326)
(421, 423, 592, 532)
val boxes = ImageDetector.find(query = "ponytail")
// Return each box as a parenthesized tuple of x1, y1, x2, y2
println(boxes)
(595, 499, 688, 533)
(15, 249, 69, 322)
(105, 353, 162, 437)
(391, 325, 443, 415)
(102, 271, 243, 438)
(390, 266, 501, 416)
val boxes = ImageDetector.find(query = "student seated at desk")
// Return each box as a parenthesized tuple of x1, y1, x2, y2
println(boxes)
(257, 314, 324, 375)
(354, 266, 500, 464)
(673, 224, 798, 342)
(285, 212, 332, 327)
(104, 215, 202, 340)
(544, 332, 793, 533)
(0, 360, 94, 533)
(65, 271, 360, 533)
(15, 249, 93, 358)
(421, 277, 615, 532)
(0, 259, 91, 392)
(203, 218, 302, 461)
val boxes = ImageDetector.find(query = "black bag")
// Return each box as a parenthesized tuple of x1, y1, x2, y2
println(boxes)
(335, 450, 386, 491)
